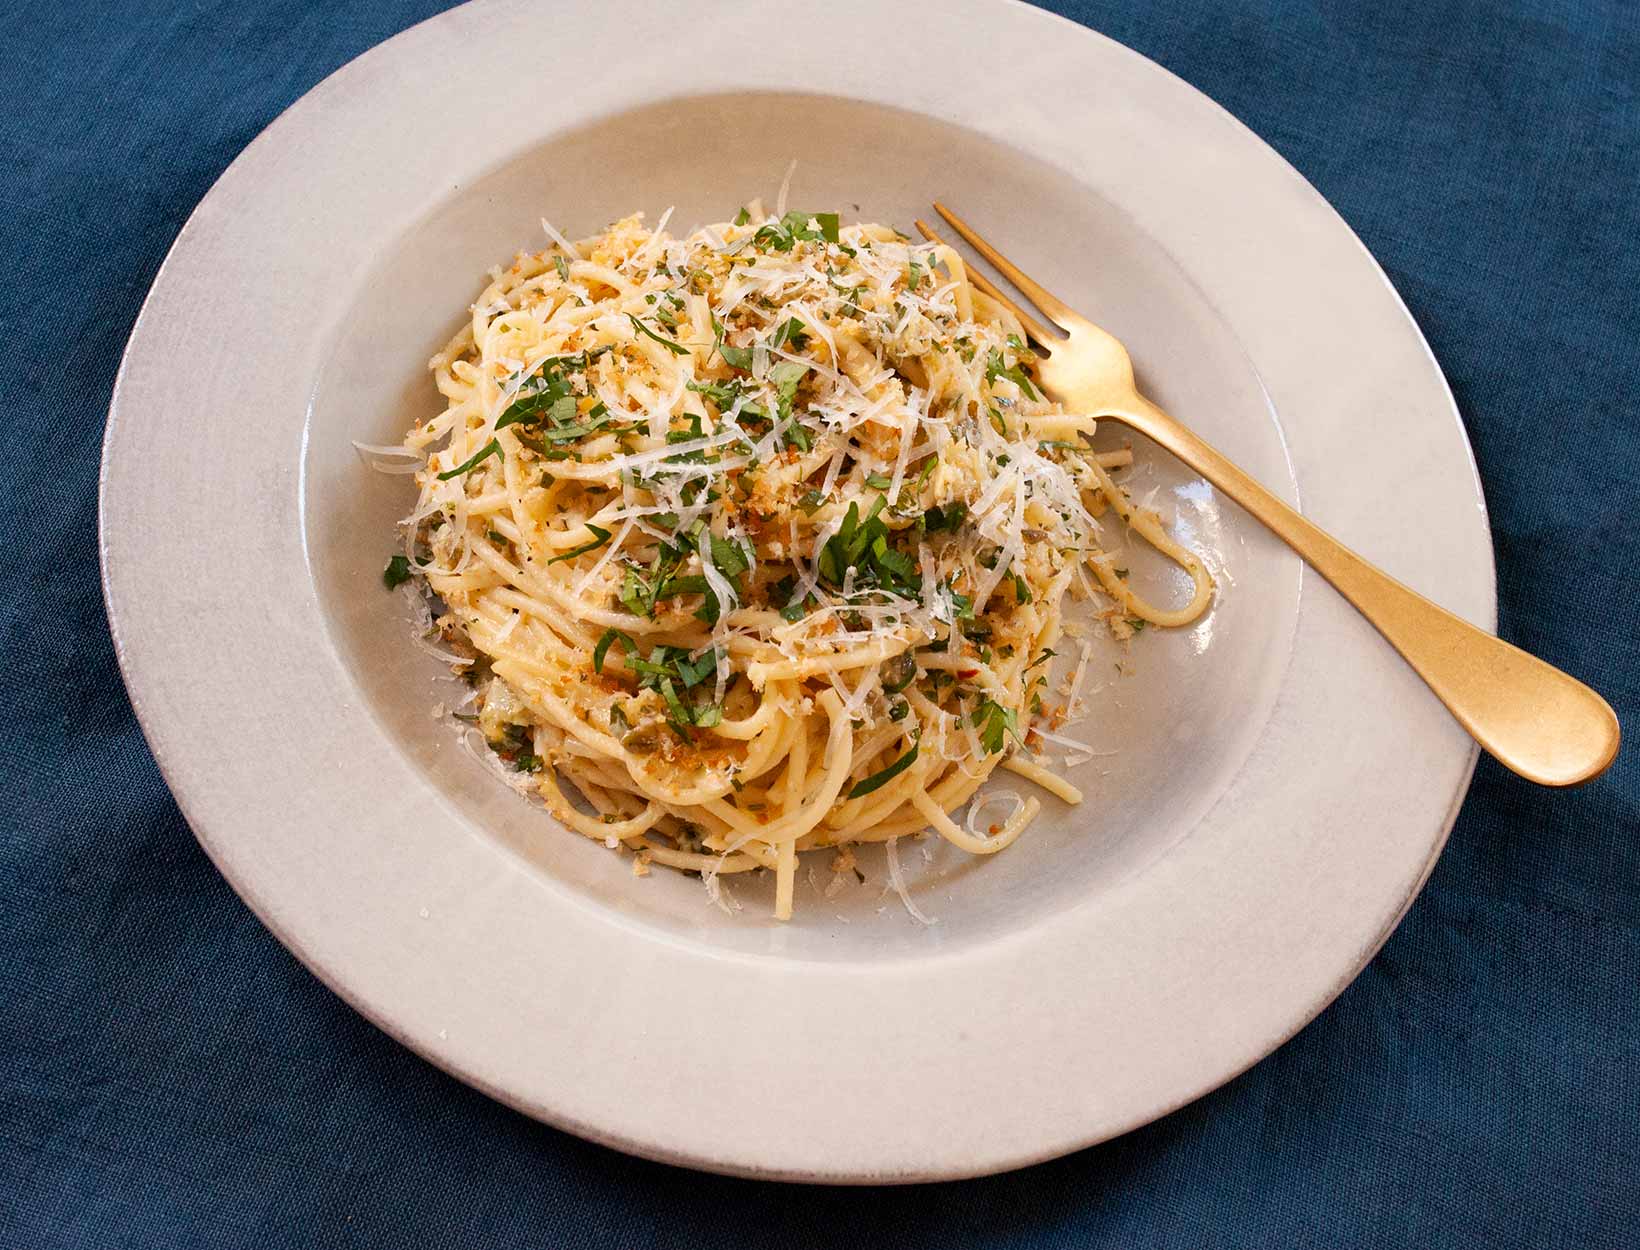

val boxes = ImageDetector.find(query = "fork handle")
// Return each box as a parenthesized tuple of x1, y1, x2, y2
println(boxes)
(1109, 398, 1619, 786)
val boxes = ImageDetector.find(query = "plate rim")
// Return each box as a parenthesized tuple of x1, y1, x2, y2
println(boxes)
(100, 0, 1494, 1182)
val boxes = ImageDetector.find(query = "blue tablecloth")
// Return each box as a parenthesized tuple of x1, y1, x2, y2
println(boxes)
(5, 1, 1636, 1244)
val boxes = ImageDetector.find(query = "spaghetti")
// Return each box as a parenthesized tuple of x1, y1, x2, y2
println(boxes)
(382, 206, 1212, 918)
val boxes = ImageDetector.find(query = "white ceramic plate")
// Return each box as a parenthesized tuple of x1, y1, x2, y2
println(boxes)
(101, 0, 1492, 1182)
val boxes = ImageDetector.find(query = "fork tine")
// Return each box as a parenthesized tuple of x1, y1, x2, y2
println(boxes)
(933, 202, 1082, 330)
(914, 219, 1058, 349)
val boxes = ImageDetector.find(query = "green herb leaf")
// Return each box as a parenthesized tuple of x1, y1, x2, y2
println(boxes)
(592, 628, 636, 673)
(554, 254, 570, 281)
(753, 210, 840, 252)
(770, 317, 809, 351)
(864, 471, 892, 489)
(719, 339, 754, 371)
(923, 501, 967, 533)
(733, 206, 751, 226)
(709, 533, 751, 581)
(628, 313, 691, 355)
(971, 697, 1020, 754)
(769, 360, 809, 414)
(546, 523, 612, 565)
(619, 565, 648, 617)
(847, 733, 920, 799)
(437, 438, 502, 480)
(383, 554, 413, 589)
(985, 348, 1041, 401)
(881, 651, 917, 694)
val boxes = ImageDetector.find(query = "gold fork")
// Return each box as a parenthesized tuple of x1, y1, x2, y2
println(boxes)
(918, 203, 1619, 787)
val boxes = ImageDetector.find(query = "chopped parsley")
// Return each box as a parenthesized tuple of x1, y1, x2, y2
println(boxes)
(971, 697, 1021, 754)
(985, 347, 1041, 401)
(1024, 647, 1057, 671)
(753, 209, 840, 251)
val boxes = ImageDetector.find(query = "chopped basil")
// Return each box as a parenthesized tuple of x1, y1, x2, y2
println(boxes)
(922, 501, 967, 534)
(382, 555, 413, 589)
(628, 313, 691, 355)
(626, 642, 724, 737)
(718, 338, 754, 371)
(817, 496, 914, 593)
(592, 628, 636, 673)
(881, 651, 917, 693)
(437, 438, 501, 480)
(769, 360, 808, 415)
(847, 733, 920, 799)
(770, 317, 809, 352)
(752, 209, 840, 253)
(709, 533, 751, 581)
(545, 523, 612, 565)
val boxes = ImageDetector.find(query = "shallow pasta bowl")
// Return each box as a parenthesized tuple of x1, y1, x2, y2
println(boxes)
(99, 0, 1492, 1181)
